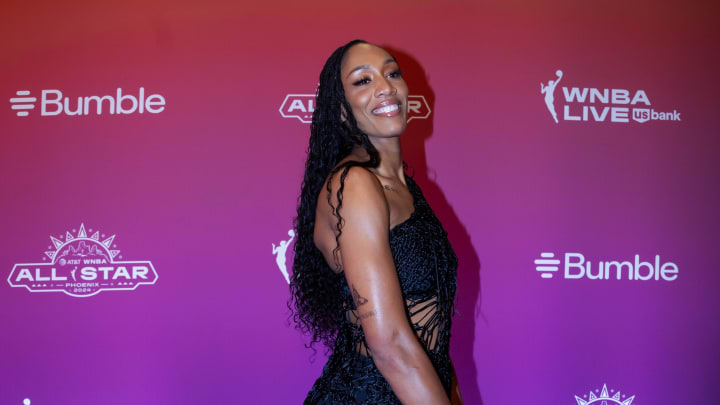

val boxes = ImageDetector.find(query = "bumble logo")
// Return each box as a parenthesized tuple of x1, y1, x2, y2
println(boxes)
(9, 90, 36, 116)
(280, 94, 431, 123)
(9, 87, 165, 117)
(535, 251, 678, 282)
(533, 252, 560, 278)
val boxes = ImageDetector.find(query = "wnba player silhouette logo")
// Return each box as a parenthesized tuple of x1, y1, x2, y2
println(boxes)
(272, 229, 295, 284)
(541, 70, 563, 123)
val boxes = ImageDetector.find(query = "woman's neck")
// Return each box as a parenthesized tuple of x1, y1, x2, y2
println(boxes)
(350, 137, 405, 183)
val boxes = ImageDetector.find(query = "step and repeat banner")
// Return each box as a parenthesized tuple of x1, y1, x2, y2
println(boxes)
(2, 0, 718, 404)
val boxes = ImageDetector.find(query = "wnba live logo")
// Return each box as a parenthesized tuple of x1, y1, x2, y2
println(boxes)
(280, 94, 431, 123)
(540, 69, 681, 124)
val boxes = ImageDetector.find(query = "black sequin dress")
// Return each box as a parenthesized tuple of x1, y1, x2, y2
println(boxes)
(305, 173, 458, 404)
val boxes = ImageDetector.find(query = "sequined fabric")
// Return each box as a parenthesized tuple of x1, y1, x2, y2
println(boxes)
(305, 173, 458, 404)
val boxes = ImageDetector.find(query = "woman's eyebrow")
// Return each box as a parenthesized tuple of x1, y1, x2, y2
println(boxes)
(345, 58, 397, 78)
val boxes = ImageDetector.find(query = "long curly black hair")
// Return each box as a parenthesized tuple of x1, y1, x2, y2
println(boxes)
(287, 39, 406, 352)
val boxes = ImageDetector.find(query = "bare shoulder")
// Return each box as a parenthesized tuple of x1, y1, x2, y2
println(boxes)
(326, 165, 384, 206)
(314, 163, 391, 271)
(318, 163, 390, 234)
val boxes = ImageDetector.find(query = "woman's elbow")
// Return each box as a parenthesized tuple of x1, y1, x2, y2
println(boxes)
(366, 327, 415, 369)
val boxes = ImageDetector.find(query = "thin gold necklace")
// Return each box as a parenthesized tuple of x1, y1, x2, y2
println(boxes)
(383, 184, 403, 193)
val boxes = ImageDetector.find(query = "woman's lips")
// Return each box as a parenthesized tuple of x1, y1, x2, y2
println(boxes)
(371, 103, 401, 116)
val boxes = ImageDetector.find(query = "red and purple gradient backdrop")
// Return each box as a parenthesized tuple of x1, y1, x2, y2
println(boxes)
(1, 0, 719, 404)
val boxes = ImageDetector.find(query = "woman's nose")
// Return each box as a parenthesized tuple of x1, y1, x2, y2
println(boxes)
(375, 77, 397, 98)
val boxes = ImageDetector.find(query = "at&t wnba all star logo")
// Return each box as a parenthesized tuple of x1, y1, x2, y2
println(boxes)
(574, 383, 635, 405)
(8, 223, 158, 297)
(280, 93, 431, 123)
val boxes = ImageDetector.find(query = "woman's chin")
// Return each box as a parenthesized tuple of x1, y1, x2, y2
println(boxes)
(364, 120, 408, 137)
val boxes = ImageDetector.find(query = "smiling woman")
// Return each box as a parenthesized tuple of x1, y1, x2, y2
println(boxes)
(288, 40, 461, 404)
(341, 47, 408, 137)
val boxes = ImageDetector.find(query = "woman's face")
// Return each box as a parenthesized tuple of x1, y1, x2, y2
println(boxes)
(340, 43, 409, 137)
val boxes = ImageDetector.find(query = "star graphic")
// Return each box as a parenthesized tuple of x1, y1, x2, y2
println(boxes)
(574, 384, 635, 405)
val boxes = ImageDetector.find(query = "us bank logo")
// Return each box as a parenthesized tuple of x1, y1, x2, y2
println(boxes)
(8, 223, 158, 297)
(280, 94, 431, 123)
(9, 87, 165, 117)
(534, 251, 678, 281)
(574, 383, 635, 405)
(541, 69, 681, 124)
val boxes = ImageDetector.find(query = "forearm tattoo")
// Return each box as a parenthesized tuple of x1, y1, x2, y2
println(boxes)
(357, 310, 377, 321)
(351, 284, 368, 306)
(350, 284, 376, 322)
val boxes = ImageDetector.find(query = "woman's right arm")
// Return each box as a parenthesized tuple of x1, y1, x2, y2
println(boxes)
(328, 166, 450, 405)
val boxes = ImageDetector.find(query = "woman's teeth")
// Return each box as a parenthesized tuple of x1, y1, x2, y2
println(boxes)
(372, 104, 399, 114)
